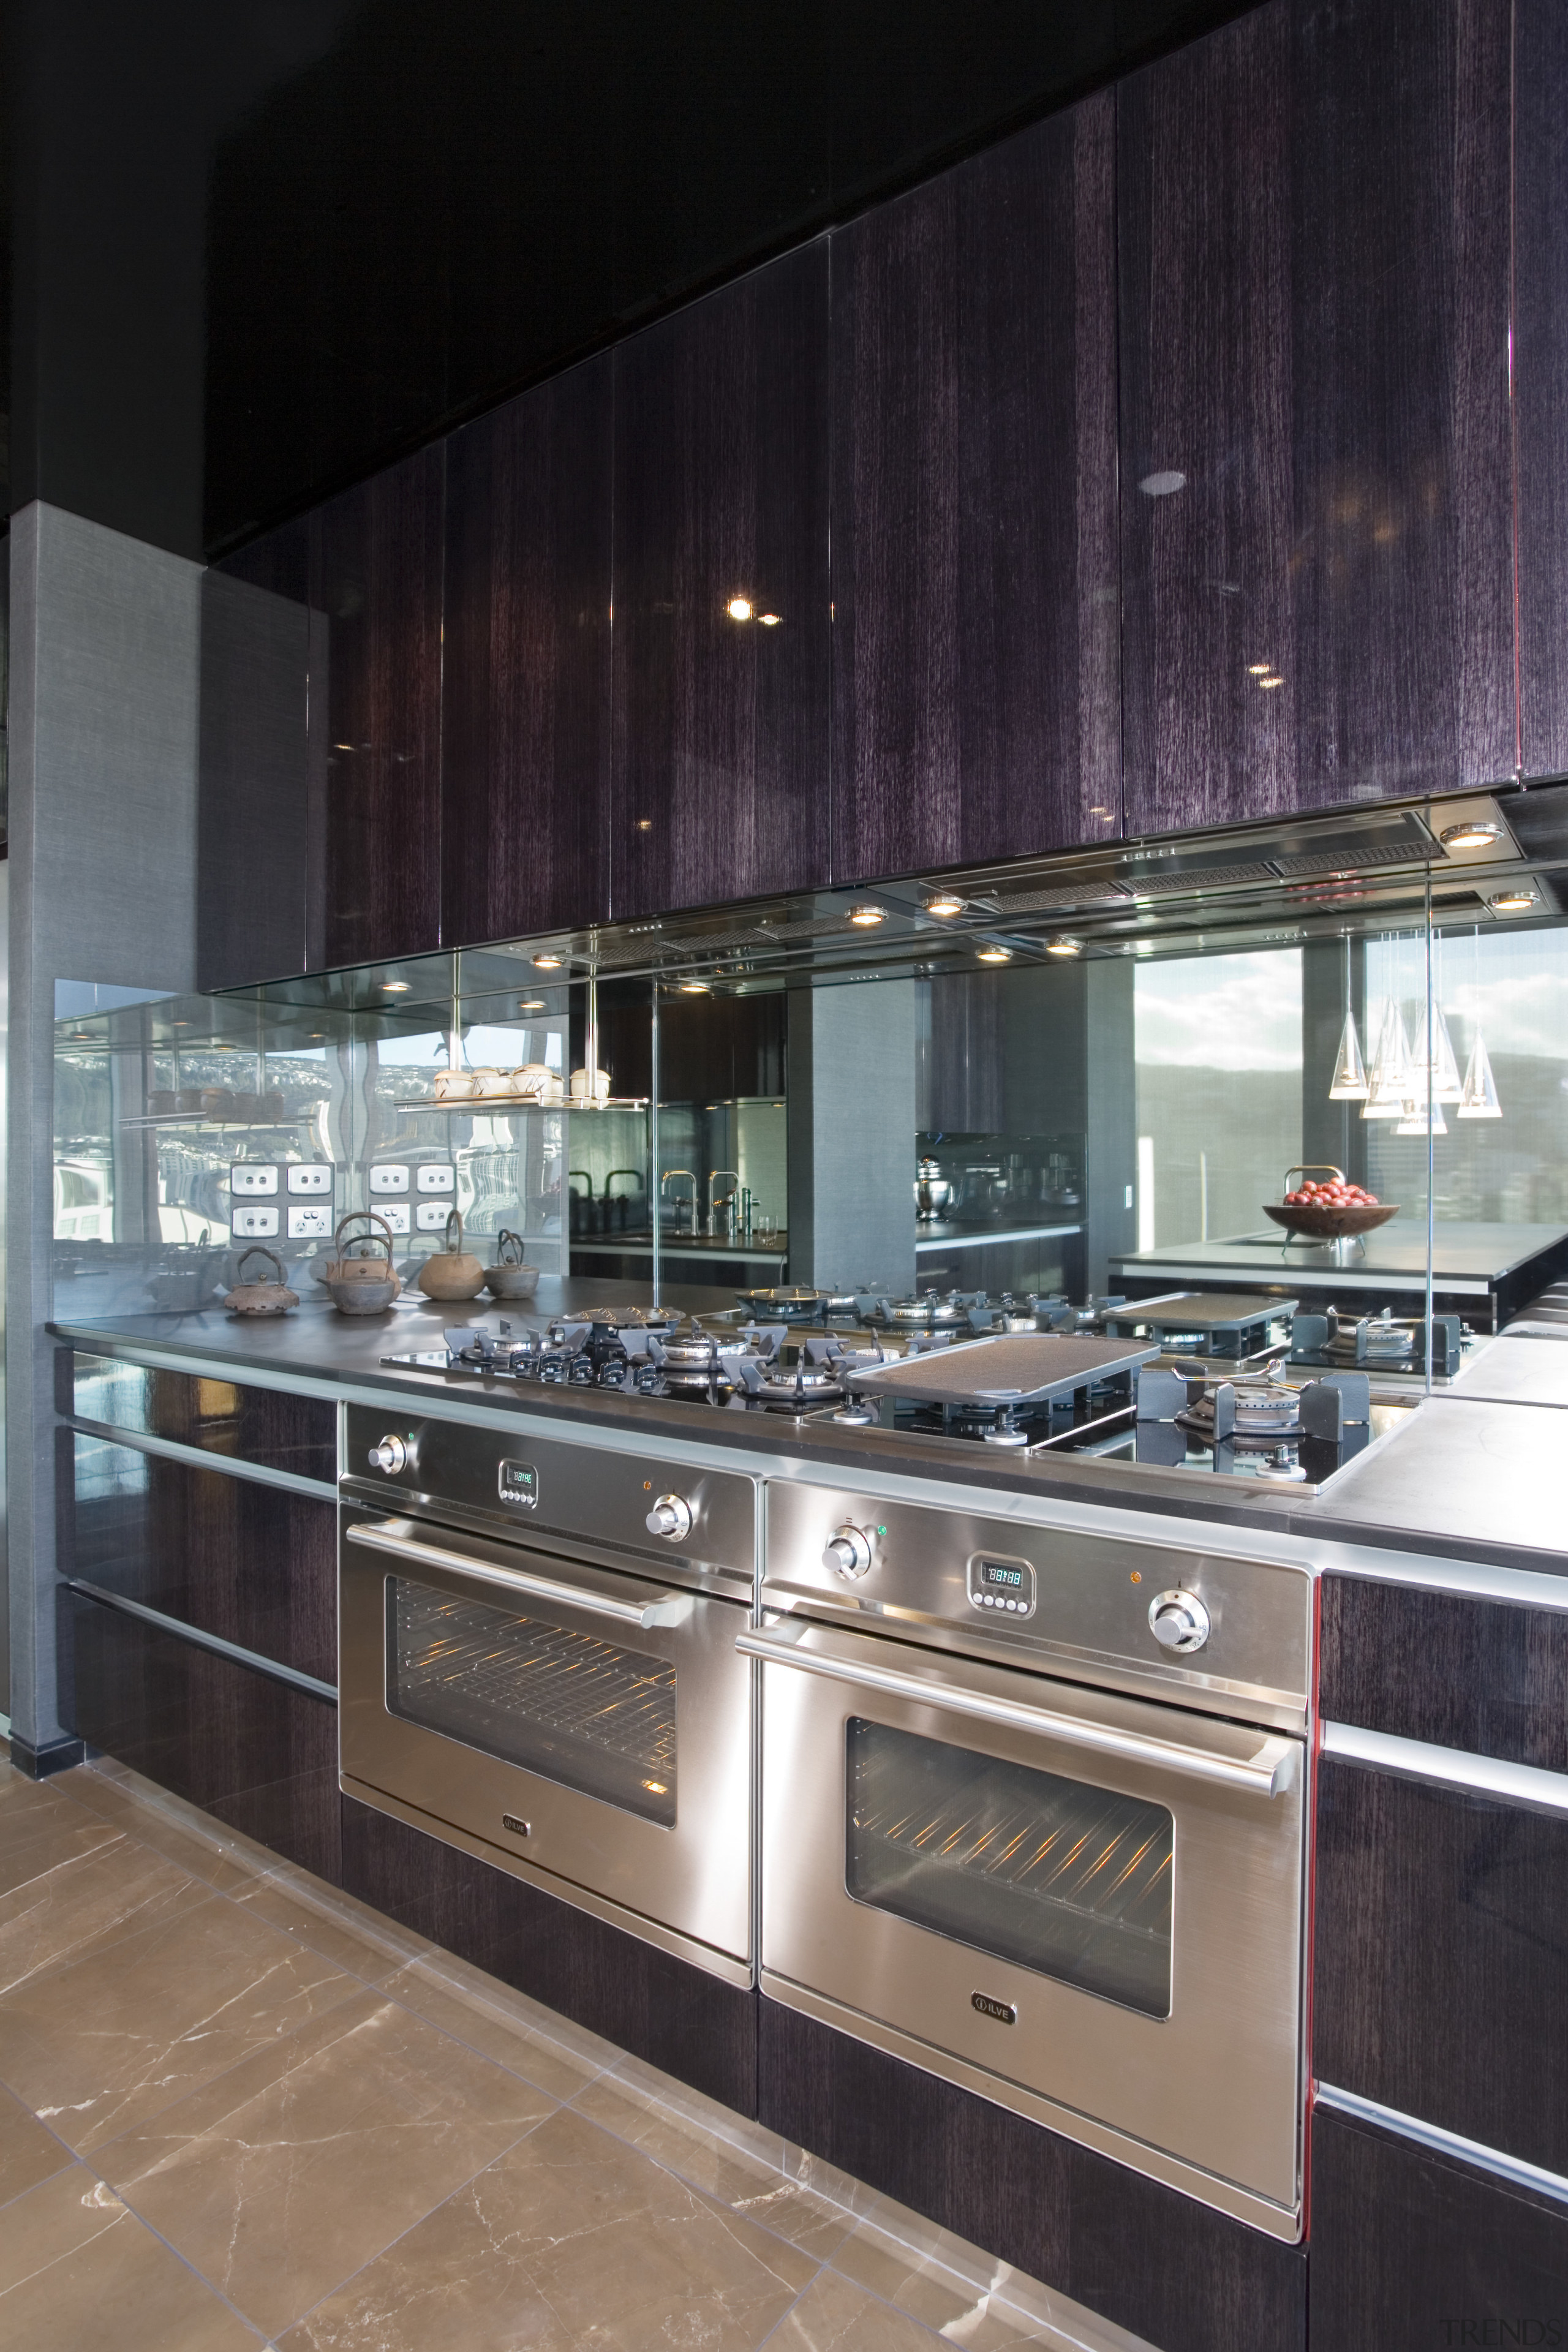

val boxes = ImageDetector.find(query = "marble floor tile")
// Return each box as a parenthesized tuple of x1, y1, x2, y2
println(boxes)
(574, 2064, 855, 2261)
(0, 2164, 264, 2349)
(829, 2217, 1153, 2352)
(232, 1875, 412, 1985)
(277, 2104, 820, 2352)
(0, 1826, 211, 1997)
(0, 2082, 73, 2207)
(0, 1887, 361, 2152)
(0, 1781, 118, 1890)
(772, 2267, 949, 2352)
(99, 1985, 559, 2339)
(55, 1765, 266, 1893)
(379, 1959, 606, 2103)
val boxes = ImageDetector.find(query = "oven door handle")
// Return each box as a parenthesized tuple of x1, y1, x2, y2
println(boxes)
(346, 1518, 696, 1629)
(736, 1627, 1297, 1797)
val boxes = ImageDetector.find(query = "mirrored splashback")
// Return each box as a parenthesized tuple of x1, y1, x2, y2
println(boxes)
(53, 784, 1568, 1336)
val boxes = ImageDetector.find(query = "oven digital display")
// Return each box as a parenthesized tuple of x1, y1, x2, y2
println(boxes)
(966, 1555, 1035, 1613)
(497, 1460, 538, 1507)
(982, 1562, 1023, 1588)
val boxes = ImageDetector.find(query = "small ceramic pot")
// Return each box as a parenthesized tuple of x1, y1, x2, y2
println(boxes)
(225, 1246, 299, 1317)
(569, 1066, 611, 1106)
(467, 1068, 503, 1100)
(483, 1229, 540, 1300)
(416, 1207, 487, 1300)
(148, 1091, 177, 1116)
(200, 1088, 235, 1118)
(176, 1088, 205, 1114)
(434, 1069, 479, 1102)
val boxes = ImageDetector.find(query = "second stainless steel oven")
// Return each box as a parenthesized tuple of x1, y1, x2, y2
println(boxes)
(748, 1480, 1312, 2237)
(339, 1404, 756, 1983)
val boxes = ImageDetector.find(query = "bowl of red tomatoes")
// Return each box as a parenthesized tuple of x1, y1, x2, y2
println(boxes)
(1262, 1166, 1400, 1242)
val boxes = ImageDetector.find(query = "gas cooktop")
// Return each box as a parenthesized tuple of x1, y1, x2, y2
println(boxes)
(381, 1301, 1412, 1487)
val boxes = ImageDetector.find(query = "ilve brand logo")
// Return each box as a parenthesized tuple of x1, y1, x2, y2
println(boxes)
(498, 1460, 538, 1508)
(971, 1991, 1017, 2025)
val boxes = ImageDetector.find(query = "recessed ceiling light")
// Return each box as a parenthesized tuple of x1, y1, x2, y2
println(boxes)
(1257, 674, 1284, 690)
(518, 998, 546, 1013)
(679, 981, 710, 994)
(333, 742, 354, 752)
(532, 953, 564, 970)
(380, 980, 411, 993)
(757, 612, 782, 627)
(848, 904, 886, 927)
(1490, 889, 1537, 911)
(976, 944, 1012, 964)
(1247, 663, 1272, 676)
(924, 891, 965, 918)
(635, 818, 653, 832)
(1440, 818, 1504, 851)
(1045, 935, 1084, 957)
(726, 597, 753, 622)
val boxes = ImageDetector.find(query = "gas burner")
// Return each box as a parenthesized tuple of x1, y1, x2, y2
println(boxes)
(1177, 1380, 1302, 1446)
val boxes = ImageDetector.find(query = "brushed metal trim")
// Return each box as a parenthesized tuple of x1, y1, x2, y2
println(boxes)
(346, 1518, 696, 1629)
(1313, 2082, 1568, 2209)
(341, 1775, 754, 1988)
(763, 1972, 1302, 2242)
(739, 1626, 1296, 1795)
(66, 1580, 337, 1702)
(67, 1416, 337, 1501)
(1321, 1719, 1568, 1815)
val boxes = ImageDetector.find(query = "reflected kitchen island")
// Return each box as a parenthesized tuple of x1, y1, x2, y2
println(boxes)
(1110, 1222, 1568, 1332)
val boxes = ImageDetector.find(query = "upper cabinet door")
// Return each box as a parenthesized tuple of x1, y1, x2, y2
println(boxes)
(310, 444, 445, 970)
(611, 242, 831, 921)
(442, 356, 613, 945)
(1514, 0, 1568, 780)
(1119, 0, 1513, 837)
(830, 96, 1120, 884)
(197, 519, 314, 992)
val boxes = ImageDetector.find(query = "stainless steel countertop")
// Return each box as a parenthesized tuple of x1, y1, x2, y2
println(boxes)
(51, 1283, 1568, 1577)
(1446, 1333, 1568, 1410)
(1112, 1221, 1568, 1288)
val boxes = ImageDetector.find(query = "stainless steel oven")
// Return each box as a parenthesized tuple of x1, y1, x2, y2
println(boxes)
(747, 1480, 1311, 2236)
(339, 1405, 756, 1983)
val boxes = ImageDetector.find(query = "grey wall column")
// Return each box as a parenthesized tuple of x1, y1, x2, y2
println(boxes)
(6, 503, 201, 1765)
(787, 983, 916, 1295)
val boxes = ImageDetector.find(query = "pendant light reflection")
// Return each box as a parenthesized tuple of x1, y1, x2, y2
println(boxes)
(1360, 1000, 1413, 1120)
(1457, 1028, 1503, 1118)
(1327, 1008, 1368, 1099)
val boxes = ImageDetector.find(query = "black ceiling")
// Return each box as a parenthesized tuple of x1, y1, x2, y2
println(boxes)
(4, 0, 1254, 562)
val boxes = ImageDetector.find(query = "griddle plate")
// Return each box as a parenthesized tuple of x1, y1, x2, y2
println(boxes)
(842, 1332, 1158, 1408)
(1103, 1292, 1299, 1332)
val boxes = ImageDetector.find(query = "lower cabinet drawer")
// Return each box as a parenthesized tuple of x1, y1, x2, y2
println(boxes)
(62, 1589, 342, 1887)
(62, 1428, 336, 1683)
(1314, 1755, 1568, 2176)
(1310, 2107, 1568, 2350)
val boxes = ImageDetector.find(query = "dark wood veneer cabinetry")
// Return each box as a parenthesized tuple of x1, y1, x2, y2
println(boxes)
(1310, 2107, 1568, 2351)
(339, 1794, 756, 2116)
(611, 243, 830, 916)
(66, 1352, 336, 1485)
(1514, 0, 1568, 778)
(760, 1998, 1305, 2352)
(64, 1595, 342, 1886)
(442, 357, 613, 943)
(1314, 1756, 1568, 2177)
(313, 445, 446, 968)
(1118, 0, 1514, 834)
(1320, 1575, 1568, 1770)
(61, 1431, 337, 1687)
(831, 97, 1119, 880)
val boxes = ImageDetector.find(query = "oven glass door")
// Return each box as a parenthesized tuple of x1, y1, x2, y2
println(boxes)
(846, 1718, 1173, 2018)
(387, 1577, 677, 1825)
(753, 1619, 1305, 2229)
(340, 1509, 752, 1966)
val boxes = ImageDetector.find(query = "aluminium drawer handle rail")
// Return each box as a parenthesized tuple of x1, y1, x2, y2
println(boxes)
(346, 1518, 696, 1629)
(736, 1626, 1297, 1797)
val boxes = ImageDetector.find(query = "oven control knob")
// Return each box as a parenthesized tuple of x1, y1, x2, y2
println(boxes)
(369, 1434, 409, 1475)
(646, 1494, 693, 1541)
(1148, 1589, 1210, 1653)
(823, 1525, 873, 1579)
